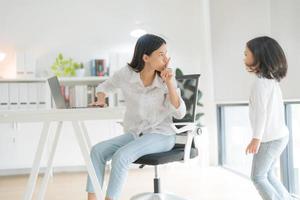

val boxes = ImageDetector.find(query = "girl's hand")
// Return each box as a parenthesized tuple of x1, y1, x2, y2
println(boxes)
(245, 138, 261, 154)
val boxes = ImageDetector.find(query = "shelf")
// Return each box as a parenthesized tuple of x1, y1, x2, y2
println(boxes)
(59, 76, 109, 86)
(0, 76, 109, 86)
(0, 78, 46, 83)
(0, 76, 112, 110)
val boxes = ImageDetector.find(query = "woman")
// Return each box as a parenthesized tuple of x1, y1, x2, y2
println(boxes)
(87, 34, 186, 200)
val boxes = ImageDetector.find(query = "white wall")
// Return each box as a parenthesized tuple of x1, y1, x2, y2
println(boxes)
(197, 0, 218, 166)
(211, 0, 300, 103)
(210, 0, 271, 103)
(0, 0, 206, 76)
(270, 0, 300, 100)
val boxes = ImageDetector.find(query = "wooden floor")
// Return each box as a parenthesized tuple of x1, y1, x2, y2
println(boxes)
(0, 165, 261, 200)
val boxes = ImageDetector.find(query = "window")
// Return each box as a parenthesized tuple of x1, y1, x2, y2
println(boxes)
(218, 102, 300, 198)
(218, 104, 282, 178)
(218, 104, 253, 176)
(286, 103, 300, 197)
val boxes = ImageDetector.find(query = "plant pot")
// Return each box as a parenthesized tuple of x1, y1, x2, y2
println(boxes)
(75, 68, 85, 77)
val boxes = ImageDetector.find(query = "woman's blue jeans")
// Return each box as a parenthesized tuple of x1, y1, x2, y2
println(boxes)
(86, 133, 175, 200)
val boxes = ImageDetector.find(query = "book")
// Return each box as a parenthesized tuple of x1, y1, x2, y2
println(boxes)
(90, 59, 109, 77)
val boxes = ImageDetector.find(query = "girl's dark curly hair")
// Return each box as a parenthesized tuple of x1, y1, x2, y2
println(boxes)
(246, 36, 287, 81)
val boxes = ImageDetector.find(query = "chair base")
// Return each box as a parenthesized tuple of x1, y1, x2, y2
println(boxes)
(130, 192, 190, 200)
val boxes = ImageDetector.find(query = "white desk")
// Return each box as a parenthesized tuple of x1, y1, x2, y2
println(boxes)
(0, 107, 125, 200)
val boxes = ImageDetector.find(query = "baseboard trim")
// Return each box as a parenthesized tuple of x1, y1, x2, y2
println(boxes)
(0, 165, 87, 176)
(0, 163, 168, 176)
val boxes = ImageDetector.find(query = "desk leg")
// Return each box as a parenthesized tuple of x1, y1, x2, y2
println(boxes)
(23, 122, 51, 200)
(80, 121, 92, 150)
(36, 121, 63, 200)
(72, 121, 104, 200)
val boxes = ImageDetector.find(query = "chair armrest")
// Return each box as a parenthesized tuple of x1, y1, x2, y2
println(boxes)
(183, 129, 196, 162)
(171, 123, 195, 134)
(172, 123, 202, 162)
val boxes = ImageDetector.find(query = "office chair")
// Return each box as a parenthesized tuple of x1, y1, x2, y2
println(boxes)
(131, 74, 201, 200)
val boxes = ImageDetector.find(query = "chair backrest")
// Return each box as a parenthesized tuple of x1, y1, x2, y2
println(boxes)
(173, 74, 201, 124)
(133, 74, 201, 166)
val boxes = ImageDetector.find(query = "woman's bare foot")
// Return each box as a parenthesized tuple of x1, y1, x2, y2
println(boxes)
(87, 193, 112, 200)
(87, 193, 96, 200)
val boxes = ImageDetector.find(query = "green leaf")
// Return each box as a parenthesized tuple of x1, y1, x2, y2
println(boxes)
(58, 53, 63, 60)
(197, 90, 203, 99)
(175, 68, 184, 76)
(73, 63, 79, 69)
(196, 122, 203, 128)
(80, 63, 84, 69)
(195, 113, 204, 120)
(197, 102, 204, 107)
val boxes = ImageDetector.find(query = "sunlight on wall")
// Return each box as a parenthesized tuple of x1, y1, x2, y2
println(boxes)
(0, 46, 16, 79)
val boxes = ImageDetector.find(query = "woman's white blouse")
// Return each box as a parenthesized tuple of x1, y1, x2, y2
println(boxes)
(249, 77, 289, 142)
(96, 65, 186, 137)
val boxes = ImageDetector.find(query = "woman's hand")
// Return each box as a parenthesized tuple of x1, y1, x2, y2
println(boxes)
(160, 67, 173, 86)
(245, 138, 261, 154)
(160, 57, 180, 108)
(160, 57, 174, 86)
(89, 92, 107, 107)
(89, 101, 106, 107)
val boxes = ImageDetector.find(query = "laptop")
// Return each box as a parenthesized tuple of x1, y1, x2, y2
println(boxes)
(48, 76, 100, 109)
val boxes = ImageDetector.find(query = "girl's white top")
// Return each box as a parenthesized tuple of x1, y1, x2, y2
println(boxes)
(249, 77, 289, 142)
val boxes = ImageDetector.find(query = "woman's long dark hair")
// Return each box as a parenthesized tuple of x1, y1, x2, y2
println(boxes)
(128, 34, 166, 72)
(246, 36, 287, 81)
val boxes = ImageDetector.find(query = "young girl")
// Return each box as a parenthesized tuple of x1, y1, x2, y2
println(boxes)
(244, 36, 291, 200)
(86, 34, 186, 200)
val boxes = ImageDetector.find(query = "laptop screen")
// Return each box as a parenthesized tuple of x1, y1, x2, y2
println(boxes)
(48, 76, 67, 109)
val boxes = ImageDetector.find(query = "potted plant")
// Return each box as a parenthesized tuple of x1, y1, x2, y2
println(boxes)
(51, 53, 80, 77)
